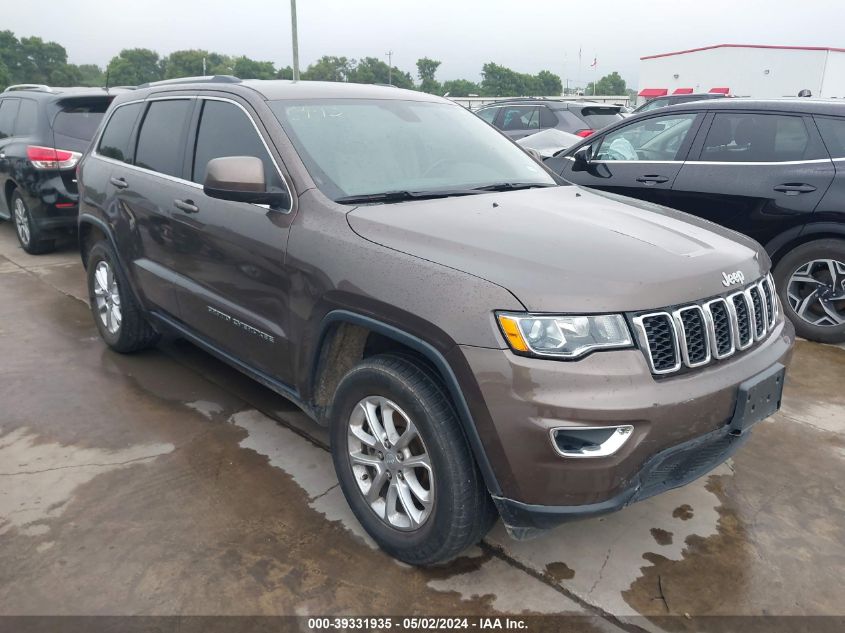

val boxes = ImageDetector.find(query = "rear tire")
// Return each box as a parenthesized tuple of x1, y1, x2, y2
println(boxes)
(329, 353, 497, 565)
(86, 241, 160, 353)
(773, 239, 845, 344)
(12, 191, 55, 255)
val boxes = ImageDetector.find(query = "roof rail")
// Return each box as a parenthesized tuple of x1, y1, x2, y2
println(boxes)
(4, 84, 53, 93)
(138, 75, 242, 89)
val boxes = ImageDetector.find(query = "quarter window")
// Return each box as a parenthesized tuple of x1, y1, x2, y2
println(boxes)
(98, 102, 143, 163)
(135, 100, 193, 177)
(14, 100, 38, 136)
(0, 99, 20, 139)
(816, 116, 845, 158)
(701, 113, 817, 162)
(595, 113, 697, 161)
(191, 100, 282, 190)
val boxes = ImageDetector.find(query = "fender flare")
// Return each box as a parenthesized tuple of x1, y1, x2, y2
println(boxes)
(315, 309, 503, 497)
(765, 222, 845, 263)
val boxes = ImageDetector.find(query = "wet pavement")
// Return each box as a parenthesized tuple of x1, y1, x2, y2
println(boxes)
(0, 224, 843, 630)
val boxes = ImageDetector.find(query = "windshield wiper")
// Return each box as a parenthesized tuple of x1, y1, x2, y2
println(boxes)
(335, 189, 485, 204)
(471, 182, 557, 192)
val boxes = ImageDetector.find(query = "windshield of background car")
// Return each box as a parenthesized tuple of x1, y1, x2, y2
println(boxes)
(268, 99, 554, 200)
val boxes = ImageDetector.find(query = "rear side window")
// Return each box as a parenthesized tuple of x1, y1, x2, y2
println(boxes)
(191, 100, 283, 190)
(53, 100, 110, 142)
(539, 106, 558, 128)
(476, 107, 498, 124)
(701, 113, 818, 162)
(98, 102, 143, 163)
(578, 106, 623, 129)
(14, 100, 38, 136)
(135, 100, 193, 177)
(500, 106, 538, 131)
(0, 99, 20, 139)
(816, 117, 845, 158)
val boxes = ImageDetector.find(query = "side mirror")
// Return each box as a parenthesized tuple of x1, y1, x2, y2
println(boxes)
(571, 145, 592, 172)
(203, 156, 290, 209)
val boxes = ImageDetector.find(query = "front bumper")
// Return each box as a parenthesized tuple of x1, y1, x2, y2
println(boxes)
(458, 316, 794, 527)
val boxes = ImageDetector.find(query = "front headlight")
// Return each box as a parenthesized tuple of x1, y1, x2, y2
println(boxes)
(497, 312, 633, 359)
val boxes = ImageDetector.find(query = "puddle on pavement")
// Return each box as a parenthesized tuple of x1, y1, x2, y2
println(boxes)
(230, 409, 586, 615)
(0, 426, 174, 537)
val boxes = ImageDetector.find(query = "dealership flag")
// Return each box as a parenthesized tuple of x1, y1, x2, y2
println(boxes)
(590, 57, 597, 68)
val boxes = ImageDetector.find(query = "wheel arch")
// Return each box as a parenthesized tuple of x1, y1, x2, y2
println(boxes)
(310, 309, 503, 497)
(766, 223, 845, 266)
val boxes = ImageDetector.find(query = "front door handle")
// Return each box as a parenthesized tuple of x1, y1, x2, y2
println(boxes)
(174, 199, 199, 214)
(773, 183, 816, 195)
(109, 177, 129, 189)
(636, 175, 670, 184)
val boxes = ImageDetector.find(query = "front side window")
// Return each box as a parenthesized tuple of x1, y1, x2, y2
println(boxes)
(476, 107, 498, 124)
(268, 99, 554, 200)
(98, 102, 144, 163)
(135, 100, 193, 177)
(595, 113, 698, 161)
(192, 100, 283, 190)
(0, 99, 20, 139)
(701, 113, 816, 162)
(815, 116, 845, 158)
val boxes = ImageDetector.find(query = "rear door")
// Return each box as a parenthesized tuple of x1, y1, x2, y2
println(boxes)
(560, 111, 703, 205)
(811, 115, 845, 233)
(667, 110, 834, 247)
(168, 96, 296, 382)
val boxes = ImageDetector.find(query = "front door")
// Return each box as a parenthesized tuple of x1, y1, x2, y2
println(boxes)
(560, 111, 703, 206)
(667, 111, 835, 247)
(168, 96, 296, 383)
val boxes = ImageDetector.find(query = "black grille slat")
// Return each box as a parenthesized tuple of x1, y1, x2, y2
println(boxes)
(761, 282, 774, 327)
(749, 287, 765, 337)
(732, 294, 752, 346)
(710, 301, 733, 356)
(642, 315, 677, 371)
(680, 309, 708, 364)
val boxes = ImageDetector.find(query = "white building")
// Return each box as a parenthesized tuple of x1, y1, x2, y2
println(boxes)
(637, 44, 845, 103)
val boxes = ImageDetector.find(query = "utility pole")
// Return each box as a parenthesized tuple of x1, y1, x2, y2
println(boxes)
(202, 56, 207, 75)
(386, 50, 393, 85)
(291, 0, 300, 81)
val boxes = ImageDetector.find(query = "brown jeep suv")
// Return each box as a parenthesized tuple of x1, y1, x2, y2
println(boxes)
(77, 77, 794, 565)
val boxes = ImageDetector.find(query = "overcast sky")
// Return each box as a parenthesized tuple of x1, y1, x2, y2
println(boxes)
(5, 0, 845, 88)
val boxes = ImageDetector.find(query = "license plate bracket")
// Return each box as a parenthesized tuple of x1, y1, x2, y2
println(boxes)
(728, 363, 785, 435)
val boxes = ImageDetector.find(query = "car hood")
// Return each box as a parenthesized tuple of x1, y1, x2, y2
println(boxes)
(346, 186, 768, 313)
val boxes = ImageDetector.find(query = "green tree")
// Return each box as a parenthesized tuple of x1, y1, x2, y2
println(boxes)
(75, 63, 104, 87)
(535, 70, 562, 96)
(587, 71, 626, 96)
(441, 78, 480, 97)
(163, 50, 233, 79)
(302, 55, 353, 82)
(480, 62, 562, 97)
(0, 60, 9, 91)
(349, 57, 414, 89)
(16, 36, 70, 84)
(106, 48, 163, 86)
(0, 31, 22, 81)
(416, 57, 441, 94)
(276, 65, 294, 80)
(232, 56, 276, 79)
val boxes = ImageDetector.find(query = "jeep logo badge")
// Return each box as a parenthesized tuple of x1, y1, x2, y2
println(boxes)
(721, 270, 745, 287)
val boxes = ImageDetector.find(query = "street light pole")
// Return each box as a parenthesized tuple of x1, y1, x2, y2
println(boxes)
(386, 50, 393, 85)
(290, 0, 300, 81)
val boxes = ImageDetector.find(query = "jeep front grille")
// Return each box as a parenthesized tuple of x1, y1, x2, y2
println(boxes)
(633, 275, 778, 376)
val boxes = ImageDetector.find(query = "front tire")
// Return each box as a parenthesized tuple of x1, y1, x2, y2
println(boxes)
(773, 239, 845, 344)
(86, 241, 160, 353)
(12, 191, 55, 255)
(329, 353, 497, 565)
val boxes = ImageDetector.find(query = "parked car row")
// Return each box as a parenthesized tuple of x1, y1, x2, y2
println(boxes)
(1, 78, 797, 566)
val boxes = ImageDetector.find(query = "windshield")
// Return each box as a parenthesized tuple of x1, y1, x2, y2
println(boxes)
(268, 99, 555, 201)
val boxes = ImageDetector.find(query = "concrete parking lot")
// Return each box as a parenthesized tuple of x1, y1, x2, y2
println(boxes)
(0, 225, 843, 630)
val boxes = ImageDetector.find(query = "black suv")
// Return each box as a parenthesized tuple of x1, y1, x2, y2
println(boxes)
(0, 85, 116, 254)
(548, 99, 845, 343)
(476, 98, 624, 140)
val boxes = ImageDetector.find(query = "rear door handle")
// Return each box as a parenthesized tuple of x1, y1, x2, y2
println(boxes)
(109, 177, 129, 189)
(636, 175, 670, 184)
(174, 199, 199, 214)
(773, 183, 816, 195)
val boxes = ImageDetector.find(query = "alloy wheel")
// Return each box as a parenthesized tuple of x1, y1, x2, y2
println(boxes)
(14, 198, 30, 246)
(93, 261, 122, 334)
(787, 259, 845, 327)
(347, 396, 434, 531)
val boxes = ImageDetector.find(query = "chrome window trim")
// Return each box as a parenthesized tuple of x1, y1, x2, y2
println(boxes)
(672, 305, 711, 368)
(91, 94, 294, 214)
(727, 291, 755, 350)
(702, 298, 736, 360)
(549, 425, 634, 459)
(684, 158, 832, 166)
(632, 311, 681, 374)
